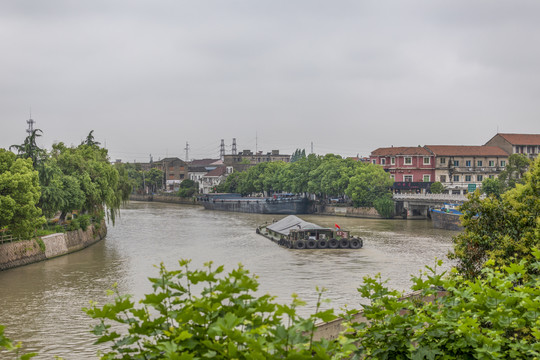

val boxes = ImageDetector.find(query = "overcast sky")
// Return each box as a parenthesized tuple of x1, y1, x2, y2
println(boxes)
(1, 1, 539, 162)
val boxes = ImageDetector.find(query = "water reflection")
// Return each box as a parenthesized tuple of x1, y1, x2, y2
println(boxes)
(0, 201, 457, 359)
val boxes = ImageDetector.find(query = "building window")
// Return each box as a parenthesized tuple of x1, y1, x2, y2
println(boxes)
(465, 160, 471, 167)
(381, 158, 386, 165)
(372, 160, 376, 164)
(477, 175, 483, 181)
(488, 160, 495, 167)
(404, 157, 412, 165)
(440, 175, 447, 182)
(477, 160, 483, 167)
(453, 160, 459, 166)
(440, 157, 446, 164)
(465, 175, 472, 182)
(423, 174, 431, 182)
(404, 175, 413, 182)
(391, 157, 395, 165)
(453, 175, 460, 182)
(500, 160, 506, 167)
(390, 174, 395, 180)
(489, 175, 494, 179)
(423, 157, 430, 165)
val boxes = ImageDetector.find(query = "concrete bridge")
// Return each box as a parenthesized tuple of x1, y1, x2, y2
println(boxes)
(392, 193, 468, 218)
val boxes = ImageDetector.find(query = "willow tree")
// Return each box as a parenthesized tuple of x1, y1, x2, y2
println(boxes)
(49, 140, 129, 224)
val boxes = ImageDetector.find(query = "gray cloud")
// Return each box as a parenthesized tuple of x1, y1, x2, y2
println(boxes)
(1, 0, 539, 161)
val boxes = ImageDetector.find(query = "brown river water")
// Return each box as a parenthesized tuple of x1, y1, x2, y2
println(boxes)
(0, 201, 457, 359)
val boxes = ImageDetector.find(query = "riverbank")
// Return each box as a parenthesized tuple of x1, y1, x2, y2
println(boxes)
(0, 220, 107, 271)
(130, 194, 198, 205)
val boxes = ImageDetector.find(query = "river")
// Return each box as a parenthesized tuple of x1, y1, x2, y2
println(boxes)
(0, 201, 457, 359)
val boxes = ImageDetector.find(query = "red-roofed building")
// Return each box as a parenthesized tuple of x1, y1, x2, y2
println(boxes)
(370, 146, 435, 192)
(201, 166, 228, 193)
(485, 133, 540, 159)
(424, 145, 509, 194)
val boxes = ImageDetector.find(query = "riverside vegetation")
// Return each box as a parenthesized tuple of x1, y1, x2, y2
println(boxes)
(1, 155, 540, 358)
(1, 130, 131, 240)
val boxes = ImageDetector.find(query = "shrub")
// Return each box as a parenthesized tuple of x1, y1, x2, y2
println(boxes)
(78, 215, 91, 231)
(430, 181, 444, 194)
(84, 260, 349, 359)
(373, 196, 395, 218)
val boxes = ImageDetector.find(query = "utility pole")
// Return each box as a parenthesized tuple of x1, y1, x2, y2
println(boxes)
(220, 139, 225, 160)
(184, 142, 189, 162)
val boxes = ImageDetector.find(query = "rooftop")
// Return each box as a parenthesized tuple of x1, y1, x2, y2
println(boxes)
(489, 133, 540, 146)
(371, 146, 431, 156)
(424, 145, 508, 157)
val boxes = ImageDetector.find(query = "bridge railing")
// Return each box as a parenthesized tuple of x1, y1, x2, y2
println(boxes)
(392, 193, 468, 202)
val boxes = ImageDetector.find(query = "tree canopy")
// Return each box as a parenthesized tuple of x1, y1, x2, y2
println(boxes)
(450, 156, 540, 278)
(0, 149, 45, 238)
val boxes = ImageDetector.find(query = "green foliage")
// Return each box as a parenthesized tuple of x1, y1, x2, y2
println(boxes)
(450, 156, 540, 279)
(290, 149, 306, 163)
(35, 238, 46, 252)
(373, 195, 395, 218)
(177, 179, 198, 198)
(84, 260, 350, 359)
(49, 139, 129, 224)
(348, 253, 540, 359)
(481, 177, 503, 198)
(0, 149, 46, 238)
(0, 324, 37, 359)
(345, 163, 394, 207)
(9, 129, 46, 167)
(429, 181, 444, 194)
(498, 153, 532, 190)
(78, 214, 92, 231)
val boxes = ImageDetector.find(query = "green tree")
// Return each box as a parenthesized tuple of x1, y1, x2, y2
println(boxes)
(429, 181, 444, 194)
(50, 140, 128, 223)
(498, 153, 531, 190)
(481, 177, 503, 198)
(373, 195, 395, 218)
(450, 156, 540, 278)
(347, 253, 540, 358)
(9, 129, 45, 167)
(0, 149, 45, 238)
(345, 164, 394, 207)
(177, 179, 198, 197)
(290, 148, 306, 163)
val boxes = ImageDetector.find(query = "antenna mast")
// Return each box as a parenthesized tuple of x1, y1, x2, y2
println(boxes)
(220, 139, 225, 160)
(184, 142, 190, 162)
(232, 138, 237, 155)
(26, 109, 35, 135)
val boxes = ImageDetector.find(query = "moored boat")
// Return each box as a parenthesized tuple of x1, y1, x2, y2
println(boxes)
(200, 193, 311, 214)
(430, 203, 463, 231)
(256, 215, 363, 249)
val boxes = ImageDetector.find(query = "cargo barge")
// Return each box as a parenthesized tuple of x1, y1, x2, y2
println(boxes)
(200, 194, 311, 214)
(257, 215, 363, 249)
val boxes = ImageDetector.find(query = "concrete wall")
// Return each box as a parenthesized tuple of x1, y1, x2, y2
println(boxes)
(0, 221, 107, 271)
(316, 205, 382, 219)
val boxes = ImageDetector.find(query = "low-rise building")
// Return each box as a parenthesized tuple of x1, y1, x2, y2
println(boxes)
(424, 145, 508, 194)
(485, 133, 540, 160)
(369, 146, 435, 193)
(201, 166, 228, 193)
(223, 150, 290, 172)
(150, 157, 188, 191)
(188, 159, 224, 193)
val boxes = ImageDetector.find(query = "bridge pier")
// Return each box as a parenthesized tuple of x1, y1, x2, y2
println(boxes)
(393, 194, 468, 220)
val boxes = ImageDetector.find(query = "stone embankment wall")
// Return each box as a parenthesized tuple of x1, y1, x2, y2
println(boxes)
(130, 194, 198, 205)
(0, 221, 107, 271)
(315, 205, 382, 219)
